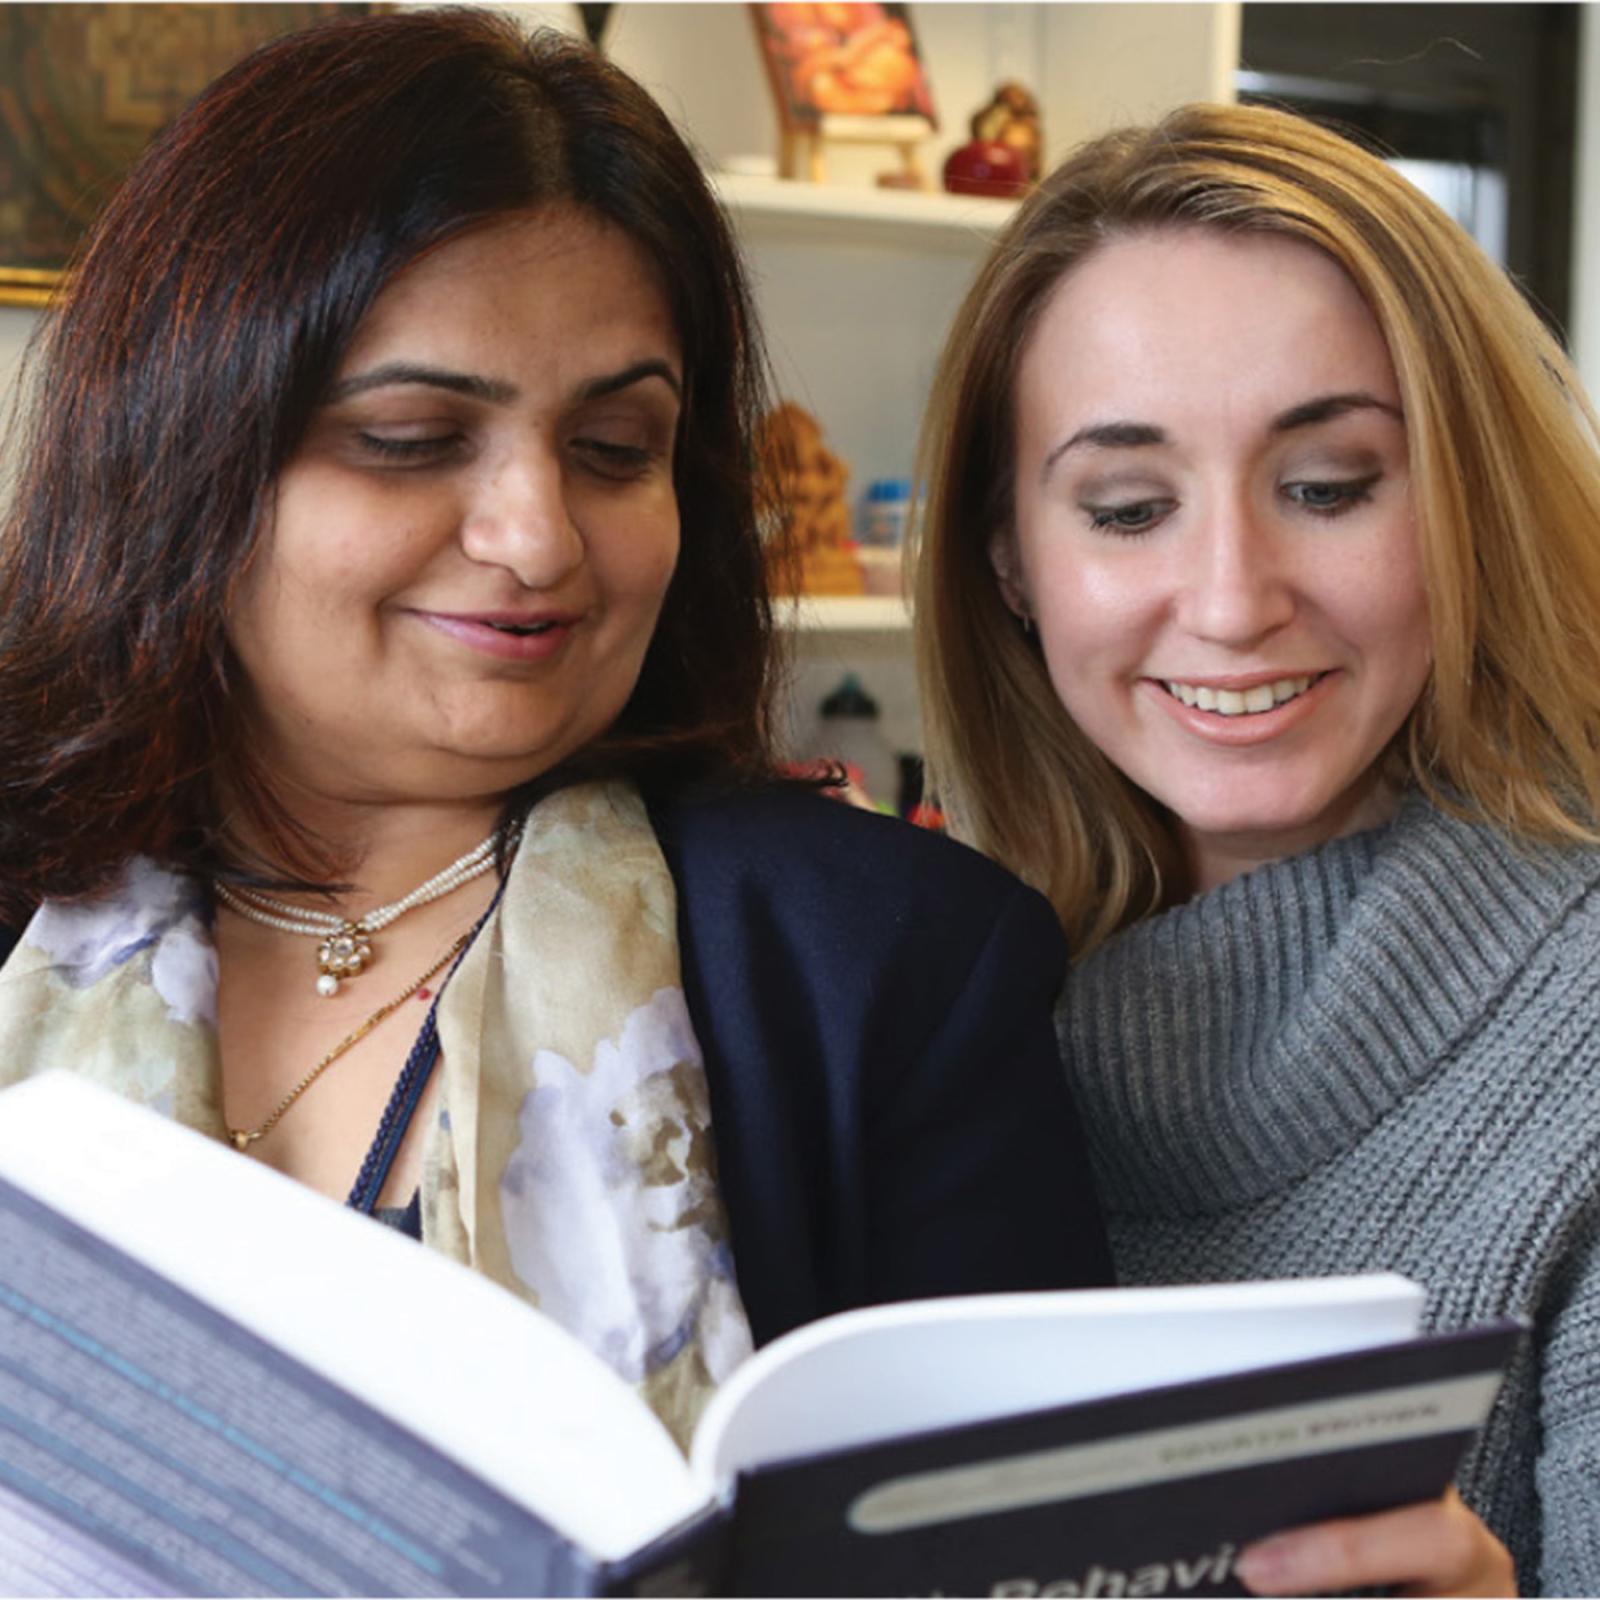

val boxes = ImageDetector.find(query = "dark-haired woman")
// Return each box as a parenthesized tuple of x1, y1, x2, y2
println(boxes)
(0, 7, 1108, 1451)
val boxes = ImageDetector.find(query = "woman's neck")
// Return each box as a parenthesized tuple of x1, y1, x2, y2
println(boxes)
(227, 786, 510, 916)
(1179, 775, 1404, 898)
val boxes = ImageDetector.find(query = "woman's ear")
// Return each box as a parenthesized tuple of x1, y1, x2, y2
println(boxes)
(988, 529, 1033, 623)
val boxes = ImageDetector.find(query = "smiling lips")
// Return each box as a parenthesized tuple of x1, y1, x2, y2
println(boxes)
(416, 609, 580, 661)
(1163, 674, 1322, 716)
(483, 618, 558, 637)
(1148, 670, 1334, 744)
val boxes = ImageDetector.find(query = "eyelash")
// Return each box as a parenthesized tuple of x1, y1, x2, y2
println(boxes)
(357, 431, 460, 464)
(572, 439, 658, 482)
(1086, 499, 1175, 535)
(1282, 473, 1380, 515)
(353, 432, 662, 480)
(1082, 474, 1382, 537)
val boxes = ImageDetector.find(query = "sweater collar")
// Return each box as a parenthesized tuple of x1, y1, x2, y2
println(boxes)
(1058, 796, 1600, 1214)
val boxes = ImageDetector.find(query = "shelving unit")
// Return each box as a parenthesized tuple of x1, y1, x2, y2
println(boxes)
(720, 179, 1002, 764)
(774, 594, 911, 633)
(713, 172, 1019, 252)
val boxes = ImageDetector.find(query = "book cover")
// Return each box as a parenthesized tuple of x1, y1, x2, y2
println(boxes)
(711, 1322, 1518, 1597)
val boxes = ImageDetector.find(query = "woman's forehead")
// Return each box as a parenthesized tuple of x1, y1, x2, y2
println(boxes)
(1017, 229, 1399, 440)
(334, 210, 682, 392)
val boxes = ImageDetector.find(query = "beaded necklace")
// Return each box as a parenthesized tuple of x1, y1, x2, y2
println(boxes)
(213, 829, 500, 996)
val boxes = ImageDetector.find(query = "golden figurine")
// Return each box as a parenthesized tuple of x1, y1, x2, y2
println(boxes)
(758, 402, 863, 596)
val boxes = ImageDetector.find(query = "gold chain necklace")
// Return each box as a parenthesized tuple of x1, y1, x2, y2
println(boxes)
(225, 930, 471, 1152)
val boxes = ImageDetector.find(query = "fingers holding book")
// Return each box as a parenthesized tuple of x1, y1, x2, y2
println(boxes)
(1236, 1487, 1516, 1598)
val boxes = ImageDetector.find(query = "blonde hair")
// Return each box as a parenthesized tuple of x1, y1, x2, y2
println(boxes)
(914, 101, 1600, 956)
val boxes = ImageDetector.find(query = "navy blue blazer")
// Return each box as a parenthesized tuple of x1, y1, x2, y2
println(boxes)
(0, 786, 1111, 1347)
(649, 783, 1111, 1346)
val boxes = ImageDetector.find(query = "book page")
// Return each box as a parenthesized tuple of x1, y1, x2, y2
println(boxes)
(0, 1074, 702, 1569)
(693, 1277, 1424, 1484)
(0, 1178, 608, 1595)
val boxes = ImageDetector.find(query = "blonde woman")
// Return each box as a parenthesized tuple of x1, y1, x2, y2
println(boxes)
(915, 103, 1600, 1596)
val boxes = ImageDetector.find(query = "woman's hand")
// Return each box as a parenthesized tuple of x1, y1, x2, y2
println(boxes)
(1235, 1489, 1516, 1597)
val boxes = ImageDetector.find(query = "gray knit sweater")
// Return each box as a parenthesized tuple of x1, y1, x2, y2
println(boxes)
(1056, 795, 1600, 1596)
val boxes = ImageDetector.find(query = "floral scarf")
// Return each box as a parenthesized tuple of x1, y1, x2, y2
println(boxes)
(0, 780, 753, 1450)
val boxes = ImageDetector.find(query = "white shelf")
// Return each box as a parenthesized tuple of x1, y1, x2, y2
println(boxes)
(712, 172, 1019, 252)
(776, 594, 912, 632)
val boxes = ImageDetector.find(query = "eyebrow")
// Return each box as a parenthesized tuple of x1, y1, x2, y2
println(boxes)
(1270, 391, 1403, 432)
(326, 357, 683, 406)
(1040, 390, 1403, 483)
(579, 359, 682, 402)
(327, 363, 515, 404)
(1041, 422, 1165, 482)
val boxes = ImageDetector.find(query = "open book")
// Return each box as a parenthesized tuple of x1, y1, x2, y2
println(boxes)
(0, 1073, 1517, 1598)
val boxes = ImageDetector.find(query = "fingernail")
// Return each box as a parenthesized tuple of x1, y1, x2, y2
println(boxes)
(1235, 1537, 1292, 1594)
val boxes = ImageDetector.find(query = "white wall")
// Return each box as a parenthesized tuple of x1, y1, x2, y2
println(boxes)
(0, 308, 36, 398)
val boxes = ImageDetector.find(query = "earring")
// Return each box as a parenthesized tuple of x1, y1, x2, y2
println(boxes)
(1019, 612, 1037, 639)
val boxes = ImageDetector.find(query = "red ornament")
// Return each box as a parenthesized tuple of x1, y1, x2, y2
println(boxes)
(942, 138, 1028, 198)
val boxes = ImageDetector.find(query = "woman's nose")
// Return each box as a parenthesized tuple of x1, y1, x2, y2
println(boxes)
(458, 446, 584, 589)
(1174, 496, 1296, 647)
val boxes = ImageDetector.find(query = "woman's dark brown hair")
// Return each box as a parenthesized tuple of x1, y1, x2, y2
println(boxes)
(0, 7, 780, 917)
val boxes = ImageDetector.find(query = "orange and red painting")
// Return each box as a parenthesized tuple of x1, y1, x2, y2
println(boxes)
(751, 3, 936, 129)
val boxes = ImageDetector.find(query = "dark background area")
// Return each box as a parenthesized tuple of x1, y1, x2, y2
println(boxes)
(1239, 4, 1579, 340)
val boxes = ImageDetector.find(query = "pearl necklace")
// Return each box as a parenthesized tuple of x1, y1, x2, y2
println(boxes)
(213, 830, 500, 997)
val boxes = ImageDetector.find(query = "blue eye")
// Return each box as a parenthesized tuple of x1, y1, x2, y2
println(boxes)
(1283, 474, 1380, 515)
(1084, 498, 1174, 535)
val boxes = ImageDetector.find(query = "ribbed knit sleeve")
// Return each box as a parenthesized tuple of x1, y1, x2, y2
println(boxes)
(1534, 1225, 1600, 1594)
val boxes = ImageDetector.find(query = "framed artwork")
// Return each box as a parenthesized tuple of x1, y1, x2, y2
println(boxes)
(0, 4, 373, 307)
(750, 4, 936, 132)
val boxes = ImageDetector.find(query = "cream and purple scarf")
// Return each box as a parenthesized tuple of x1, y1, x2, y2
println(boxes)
(0, 780, 752, 1449)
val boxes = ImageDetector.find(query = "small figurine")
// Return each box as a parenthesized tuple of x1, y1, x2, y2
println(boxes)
(970, 81, 1043, 181)
(758, 402, 863, 596)
(942, 80, 1042, 198)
